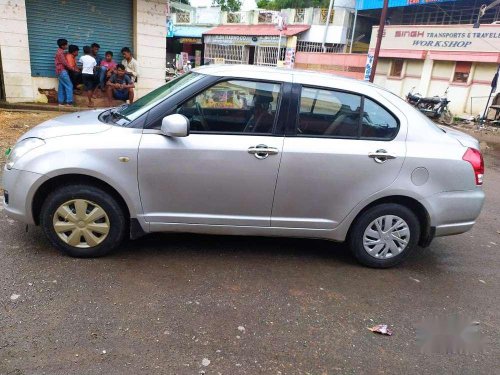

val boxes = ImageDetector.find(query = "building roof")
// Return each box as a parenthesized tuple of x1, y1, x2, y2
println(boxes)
(203, 24, 310, 37)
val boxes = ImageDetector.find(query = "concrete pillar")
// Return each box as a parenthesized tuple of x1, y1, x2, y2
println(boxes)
(0, 0, 34, 103)
(418, 55, 434, 97)
(286, 36, 297, 49)
(463, 62, 477, 114)
(304, 8, 314, 24)
(135, 0, 168, 98)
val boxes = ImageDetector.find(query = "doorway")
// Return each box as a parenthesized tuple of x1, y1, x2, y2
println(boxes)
(247, 46, 255, 65)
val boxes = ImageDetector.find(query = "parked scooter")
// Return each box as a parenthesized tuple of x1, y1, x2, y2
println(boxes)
(406, 87, 453, 125)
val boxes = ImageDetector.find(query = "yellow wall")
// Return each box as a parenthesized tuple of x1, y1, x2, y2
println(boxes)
(375, 57, 498, 116)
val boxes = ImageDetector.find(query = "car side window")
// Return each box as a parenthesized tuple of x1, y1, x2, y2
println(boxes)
(298, 87, 361, 138)
(361, 98, 399, 139)
(176, 80, 281, 134)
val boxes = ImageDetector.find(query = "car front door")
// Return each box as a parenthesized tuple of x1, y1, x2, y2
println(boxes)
(271, 83, 407, 230)
(138, 79, 287, 227)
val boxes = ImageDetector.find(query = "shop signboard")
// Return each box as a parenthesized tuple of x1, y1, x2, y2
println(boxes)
(179, 38, 202, 44)
(364, 54, 374, 81)
(181, 52, 189, 66)
(204, 35, 281, 47)
(284, 47, 295, 69)
(167, 18, 174, 38)
(369, 25, 500, 53)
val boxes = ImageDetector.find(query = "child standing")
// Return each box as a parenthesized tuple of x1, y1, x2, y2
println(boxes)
(79, 46, 97, 107)
(54, 38, 73, 106)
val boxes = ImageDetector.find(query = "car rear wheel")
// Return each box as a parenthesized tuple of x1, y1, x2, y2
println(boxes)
(40, 184, 127, 257)
(348, 203, 420, 268)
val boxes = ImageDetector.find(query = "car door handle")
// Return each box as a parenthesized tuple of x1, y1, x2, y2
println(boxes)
(248, 144, 279, 159)
(368, 149, 397, 164)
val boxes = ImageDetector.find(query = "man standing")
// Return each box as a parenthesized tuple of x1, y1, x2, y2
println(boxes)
(106, 64, 135, 107)
(54, 38, 74, 106)
(66, 44, 82, 89)
(121, 47, 138, 82)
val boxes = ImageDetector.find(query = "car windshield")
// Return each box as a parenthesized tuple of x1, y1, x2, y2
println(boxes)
(104, 72, 203, 125)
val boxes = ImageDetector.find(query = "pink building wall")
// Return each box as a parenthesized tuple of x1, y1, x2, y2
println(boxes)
(294, 52, 367, 80)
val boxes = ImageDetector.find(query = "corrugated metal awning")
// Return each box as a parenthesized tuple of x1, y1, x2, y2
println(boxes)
(203, 24, 310, 37)
(173, 26, 216, 38)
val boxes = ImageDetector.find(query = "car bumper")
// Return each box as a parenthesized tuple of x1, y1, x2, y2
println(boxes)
(422, 189, 485, 237)
(2, 167, 47, 225)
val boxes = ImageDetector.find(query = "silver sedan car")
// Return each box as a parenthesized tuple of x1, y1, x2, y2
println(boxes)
(2, 65, 485, 267)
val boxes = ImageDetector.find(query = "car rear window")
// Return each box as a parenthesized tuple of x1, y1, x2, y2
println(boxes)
(297, 86, 399, 140)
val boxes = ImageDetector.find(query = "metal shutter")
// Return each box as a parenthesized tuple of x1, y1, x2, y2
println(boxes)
(25, 0, 133, 77)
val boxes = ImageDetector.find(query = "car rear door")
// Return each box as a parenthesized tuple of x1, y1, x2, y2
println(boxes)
(138, 77, 292, 228)
(271, 80, 407, 230)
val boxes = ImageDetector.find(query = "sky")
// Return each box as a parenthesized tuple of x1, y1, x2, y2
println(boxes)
(189, 0, 258, 11)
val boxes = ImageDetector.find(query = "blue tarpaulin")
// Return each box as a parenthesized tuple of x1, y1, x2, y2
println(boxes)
(170, 26, 215, 38)
(356, 0, 455, 11)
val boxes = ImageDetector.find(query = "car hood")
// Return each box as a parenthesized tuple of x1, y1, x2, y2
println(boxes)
(19, 110, 112, 141)
(440, 126, 480, 149)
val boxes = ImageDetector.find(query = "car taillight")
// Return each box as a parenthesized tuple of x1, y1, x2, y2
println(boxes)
(462, 148, 484, 185)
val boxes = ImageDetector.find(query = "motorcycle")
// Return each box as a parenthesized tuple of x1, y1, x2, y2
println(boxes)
(406, 87, 454, 125)
(165, 59, 192, 82)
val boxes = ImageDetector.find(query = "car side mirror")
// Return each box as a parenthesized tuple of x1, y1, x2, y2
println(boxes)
(161, 114, 190, 137)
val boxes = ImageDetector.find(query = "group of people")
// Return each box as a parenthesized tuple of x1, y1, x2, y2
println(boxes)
(55, 39, 139, 107)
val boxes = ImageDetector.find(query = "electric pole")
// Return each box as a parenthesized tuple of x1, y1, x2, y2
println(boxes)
(369, 0, 389, 83)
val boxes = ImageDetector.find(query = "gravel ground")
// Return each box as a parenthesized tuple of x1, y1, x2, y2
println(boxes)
(0, 111, 60, 170)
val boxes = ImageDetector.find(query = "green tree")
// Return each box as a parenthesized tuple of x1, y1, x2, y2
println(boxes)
(213, 0, 242, 12)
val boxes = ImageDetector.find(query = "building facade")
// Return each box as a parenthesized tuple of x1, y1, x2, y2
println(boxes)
(165, 4, 356, 68)
(0, 0, 168, 103)
(368, 24, 500, 116)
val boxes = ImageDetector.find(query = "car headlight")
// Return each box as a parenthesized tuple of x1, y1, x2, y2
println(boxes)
(6, 138, 45, 170)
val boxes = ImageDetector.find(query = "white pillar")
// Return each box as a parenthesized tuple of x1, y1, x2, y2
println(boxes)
(135, 0, 169, 98)
(418, 55, 434, 97)
(0, 0, 34, 102)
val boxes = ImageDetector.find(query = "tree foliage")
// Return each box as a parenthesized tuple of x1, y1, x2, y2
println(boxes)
(213, 0, 242, 12)
(257, 0, 330, 10)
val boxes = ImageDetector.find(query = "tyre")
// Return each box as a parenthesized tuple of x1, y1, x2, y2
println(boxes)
(348, 203, 420, 268)
(441, 109, 453, 125)
(40, 184, 127, 257)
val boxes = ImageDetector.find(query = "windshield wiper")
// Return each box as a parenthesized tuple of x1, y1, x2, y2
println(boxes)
(110, 109, 131, 123)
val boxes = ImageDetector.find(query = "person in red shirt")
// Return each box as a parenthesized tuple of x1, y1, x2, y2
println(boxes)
(54, 38, 74, 106)
(66, 44, 82, 89)
(98, 51, 117, 90)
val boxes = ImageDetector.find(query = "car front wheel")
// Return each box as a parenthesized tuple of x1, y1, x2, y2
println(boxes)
(40, 184, 127, 257)
(348, 203, 420, 268)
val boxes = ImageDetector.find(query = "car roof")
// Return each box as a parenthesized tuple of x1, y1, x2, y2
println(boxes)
(192, 64, 378, 93)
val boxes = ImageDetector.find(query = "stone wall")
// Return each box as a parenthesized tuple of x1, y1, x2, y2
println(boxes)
(0, 0, 33, 102)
